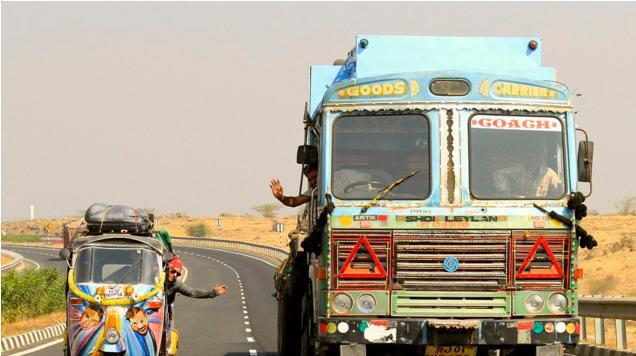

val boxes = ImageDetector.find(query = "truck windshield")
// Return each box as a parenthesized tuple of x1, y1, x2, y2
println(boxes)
(332, 114, 430, 200)
(469, 115, 566, 199)
(74, 246, 161, 285)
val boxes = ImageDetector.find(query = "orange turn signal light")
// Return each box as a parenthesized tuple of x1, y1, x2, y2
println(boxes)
(574, 268, 583, 280)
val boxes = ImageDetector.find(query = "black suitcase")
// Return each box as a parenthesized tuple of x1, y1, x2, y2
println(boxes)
(85, 203, 152, 234)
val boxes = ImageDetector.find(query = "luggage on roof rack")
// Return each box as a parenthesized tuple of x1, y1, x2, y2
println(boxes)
(85, 203, 153, 235)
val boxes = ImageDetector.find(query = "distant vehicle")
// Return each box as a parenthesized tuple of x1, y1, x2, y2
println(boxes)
(60, 232, 177, 355)
(275, 35, 595, 356)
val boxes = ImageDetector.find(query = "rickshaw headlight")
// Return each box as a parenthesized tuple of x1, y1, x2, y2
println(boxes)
(106, 328, 120, 344)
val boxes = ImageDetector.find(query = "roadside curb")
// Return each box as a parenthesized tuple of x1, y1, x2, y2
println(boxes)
(0, 323, 65, 353)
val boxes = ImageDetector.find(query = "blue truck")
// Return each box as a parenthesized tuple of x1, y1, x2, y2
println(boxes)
(275, 35, 595, 356)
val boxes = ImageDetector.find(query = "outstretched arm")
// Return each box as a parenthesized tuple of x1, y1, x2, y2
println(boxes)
(176, 281, 229, 298)
(270, 178, 310, 207)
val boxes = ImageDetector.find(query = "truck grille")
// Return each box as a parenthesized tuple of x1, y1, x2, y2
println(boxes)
(393, 230, 510, 290)
(332, 230, 391, 289)
(512, 230, 570, 289)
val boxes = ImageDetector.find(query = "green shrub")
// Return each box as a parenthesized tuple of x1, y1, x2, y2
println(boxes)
(186, 223, 209, 237)
(2, 234, 42, 243)
(1, 268, 66, 323)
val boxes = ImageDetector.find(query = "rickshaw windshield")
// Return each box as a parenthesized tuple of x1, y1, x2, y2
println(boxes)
(74, 246, 161, 285)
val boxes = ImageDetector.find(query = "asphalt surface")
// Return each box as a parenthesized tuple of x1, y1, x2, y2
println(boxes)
(2, 245, 279, 356)
(2, 245, 68, 274)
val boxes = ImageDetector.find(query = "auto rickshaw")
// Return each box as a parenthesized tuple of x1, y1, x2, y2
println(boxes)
(60, 233, 178, 356)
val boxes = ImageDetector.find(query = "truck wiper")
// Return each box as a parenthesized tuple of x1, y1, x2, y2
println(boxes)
(360, 170, 419, 214)
(532, 203, 598, 249)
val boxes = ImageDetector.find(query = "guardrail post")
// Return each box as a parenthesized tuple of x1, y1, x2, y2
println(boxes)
(580, 317, 587, 341)
(615, 319, 627, 350)
(594, 318, 605, 345)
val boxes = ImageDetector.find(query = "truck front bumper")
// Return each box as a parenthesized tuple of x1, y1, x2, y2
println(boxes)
(318, 317, 580, 346)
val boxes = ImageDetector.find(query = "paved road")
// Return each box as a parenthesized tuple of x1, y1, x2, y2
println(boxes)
(2, 245, 68, 273)
(3, 245, 279, 356)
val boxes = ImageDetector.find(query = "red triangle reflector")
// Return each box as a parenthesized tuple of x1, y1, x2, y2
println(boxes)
(516, 236, 564, 279)
(338, 235, 387, 279)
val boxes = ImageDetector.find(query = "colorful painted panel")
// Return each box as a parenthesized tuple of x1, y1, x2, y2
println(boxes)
(68, 284, 165, 356)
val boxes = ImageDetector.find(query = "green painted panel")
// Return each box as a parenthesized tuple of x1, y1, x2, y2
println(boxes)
(391, 291, 511, 317)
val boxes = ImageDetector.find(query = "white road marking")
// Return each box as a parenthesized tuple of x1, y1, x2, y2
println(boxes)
(189, 247, 278, 267)
(6, 338, 62, 355)
(181, 267, 189, 283)
(177, 247, 268, 349)
(22, 258, 40, 270)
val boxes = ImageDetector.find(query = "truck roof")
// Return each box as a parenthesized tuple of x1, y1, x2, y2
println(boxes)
(310, 35, 566, 117)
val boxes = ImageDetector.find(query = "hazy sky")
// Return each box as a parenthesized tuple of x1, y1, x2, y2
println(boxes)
(2, 2, 636, 221)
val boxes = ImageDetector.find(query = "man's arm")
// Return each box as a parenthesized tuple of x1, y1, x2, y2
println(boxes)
(270, 178, 311, 207)
(175, 281, 227, 298)
(278, 195, 310, 208)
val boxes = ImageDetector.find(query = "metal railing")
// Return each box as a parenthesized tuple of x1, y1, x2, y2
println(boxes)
(577, 296, 636, 355)
(1, 249, 24, 272)
(171, 236, 288, 262)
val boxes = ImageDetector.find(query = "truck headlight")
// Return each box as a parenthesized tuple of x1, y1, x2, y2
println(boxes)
(106, 328, 120, 344)
(357, 294, 376, 313)
(525, 294, 545, 313)
(332, 293, 353, 314)
(548, 293, 568, 313)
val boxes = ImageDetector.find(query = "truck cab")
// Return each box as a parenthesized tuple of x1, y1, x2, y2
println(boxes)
(278, 35, 594, 356)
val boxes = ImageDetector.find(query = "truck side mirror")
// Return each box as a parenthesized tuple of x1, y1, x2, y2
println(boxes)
(577, 141, 594, 182)
(59, 248, 71, 261)
(297, 145, 318, 165)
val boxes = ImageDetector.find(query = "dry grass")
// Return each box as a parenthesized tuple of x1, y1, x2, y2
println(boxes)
(1, 255, 13, 266)
(1, 311, 66, 337)
(577, 215, 636, 296)
(155, 215, 298, 248)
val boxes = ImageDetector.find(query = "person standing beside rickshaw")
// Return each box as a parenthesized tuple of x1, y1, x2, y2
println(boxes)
(162, 255, 229, 354)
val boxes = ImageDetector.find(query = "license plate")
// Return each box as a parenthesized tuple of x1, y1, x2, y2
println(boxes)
(425, 346, 476, 356)
(105, 286, 124, 299)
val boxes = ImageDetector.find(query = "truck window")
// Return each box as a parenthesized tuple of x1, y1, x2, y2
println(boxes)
(332, 114, 430, 200)
(469, 114, 566, 199)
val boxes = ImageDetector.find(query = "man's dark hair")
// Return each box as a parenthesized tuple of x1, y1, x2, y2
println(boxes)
(303, 163, 318, 175)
